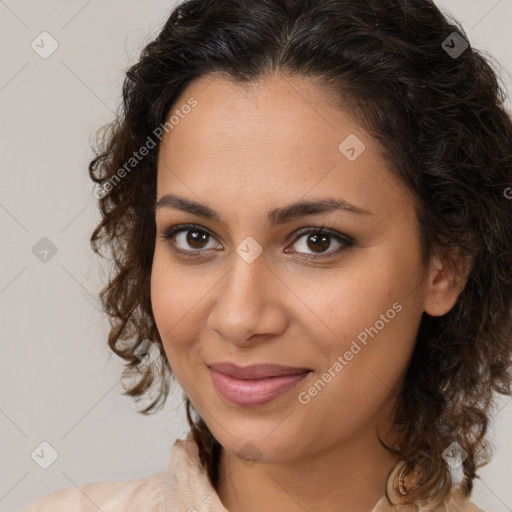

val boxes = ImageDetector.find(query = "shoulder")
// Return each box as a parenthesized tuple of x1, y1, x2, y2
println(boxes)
(21, 471, 164, 512)
(441, 485, 485, 512)
(376, 480, 485, 512)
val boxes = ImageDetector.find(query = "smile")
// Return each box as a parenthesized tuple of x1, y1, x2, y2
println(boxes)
(208, 367, 312, 407)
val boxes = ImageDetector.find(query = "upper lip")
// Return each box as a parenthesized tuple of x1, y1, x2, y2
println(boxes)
(208, 362, 312, 380)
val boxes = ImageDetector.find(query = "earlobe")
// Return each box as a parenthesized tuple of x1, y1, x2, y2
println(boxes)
(423, 249, 473, 317)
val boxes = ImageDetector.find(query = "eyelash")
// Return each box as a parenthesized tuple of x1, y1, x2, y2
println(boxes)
(158, 223, 355, 261)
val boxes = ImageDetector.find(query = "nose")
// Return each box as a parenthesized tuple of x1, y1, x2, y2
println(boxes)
(207, 249, 288, 346)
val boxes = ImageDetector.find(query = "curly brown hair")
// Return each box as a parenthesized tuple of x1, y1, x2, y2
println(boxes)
(88, 0, 512, 507)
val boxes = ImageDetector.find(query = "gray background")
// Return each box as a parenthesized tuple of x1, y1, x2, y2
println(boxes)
(1, 1, 511, 511)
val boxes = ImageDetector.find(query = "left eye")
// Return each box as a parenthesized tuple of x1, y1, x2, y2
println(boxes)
(288, 228, 354, 258)
(159, 224, 354, 259)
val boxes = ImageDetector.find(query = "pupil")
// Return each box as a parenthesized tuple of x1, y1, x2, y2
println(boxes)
(183, 231, 331, 252)
(187, 230, 208, 249)
(308, 233, 330, 253)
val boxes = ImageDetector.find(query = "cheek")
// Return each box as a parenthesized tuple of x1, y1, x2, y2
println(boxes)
(305, 249, 424, 384)
(292, 261, 408, 354)
(150, 254, 178, 337)
(316, 270, 422, 411)
(150, 248, 216, 378)
(150, 247, 203, 331)
(296, 300, 420, 447)
(150, 250, 196, 364)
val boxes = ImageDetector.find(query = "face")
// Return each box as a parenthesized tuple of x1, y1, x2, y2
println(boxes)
(151, 73, 441, 463)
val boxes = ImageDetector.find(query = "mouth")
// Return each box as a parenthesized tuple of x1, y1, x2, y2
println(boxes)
(207, 362, 313, 407)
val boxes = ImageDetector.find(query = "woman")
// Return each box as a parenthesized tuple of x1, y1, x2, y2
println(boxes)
(22, 0, 512, 510)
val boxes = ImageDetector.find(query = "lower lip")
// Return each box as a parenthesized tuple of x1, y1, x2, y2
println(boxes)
(209, 368, 311, 407)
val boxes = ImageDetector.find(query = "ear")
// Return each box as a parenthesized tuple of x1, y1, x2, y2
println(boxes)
(423, 247, 474, 317)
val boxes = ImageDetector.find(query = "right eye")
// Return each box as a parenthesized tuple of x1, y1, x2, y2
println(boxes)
(159, 223, 223, 257)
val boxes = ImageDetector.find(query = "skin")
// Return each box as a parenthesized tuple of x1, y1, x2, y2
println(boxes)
(150, 73, 469, 512)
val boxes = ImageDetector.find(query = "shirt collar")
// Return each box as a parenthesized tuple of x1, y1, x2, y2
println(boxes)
(159, 432, 453, 512)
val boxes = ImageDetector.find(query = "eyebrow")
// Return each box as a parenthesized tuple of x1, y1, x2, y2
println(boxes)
(154, 193, 372, 227)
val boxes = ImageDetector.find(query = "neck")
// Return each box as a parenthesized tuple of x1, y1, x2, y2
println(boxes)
(215, 417, 399, 512)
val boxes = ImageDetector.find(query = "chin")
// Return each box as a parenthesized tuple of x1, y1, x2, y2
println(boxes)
(212, 425, 307, 464)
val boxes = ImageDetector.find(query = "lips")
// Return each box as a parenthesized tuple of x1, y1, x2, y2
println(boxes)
(207, 362, 312, 407)
(208, 362, 312, 379)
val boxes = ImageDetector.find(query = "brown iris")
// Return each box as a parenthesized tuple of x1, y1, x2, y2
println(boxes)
(186, 229, 210, 249)
(306, 233, 331, 253)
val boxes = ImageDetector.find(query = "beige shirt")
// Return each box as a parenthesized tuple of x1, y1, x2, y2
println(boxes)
(22, 433, 484, 512)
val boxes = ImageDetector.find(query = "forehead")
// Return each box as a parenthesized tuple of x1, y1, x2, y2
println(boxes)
(158, 73, 361, 155)
(155, 74, 414, 226)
